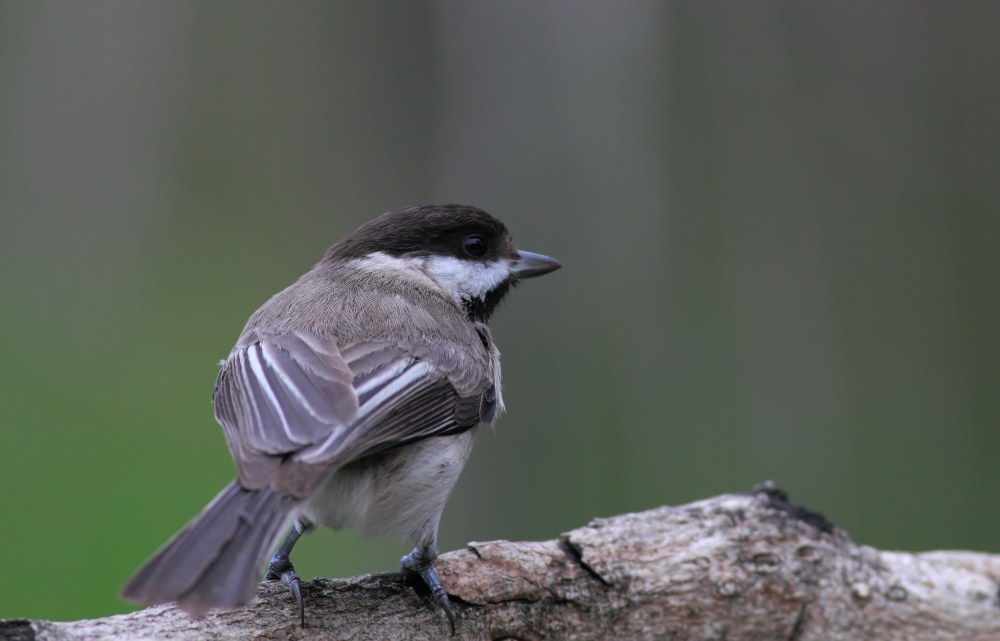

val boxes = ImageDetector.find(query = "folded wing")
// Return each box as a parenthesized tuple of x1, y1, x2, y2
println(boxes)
(213, 332, 485, 496)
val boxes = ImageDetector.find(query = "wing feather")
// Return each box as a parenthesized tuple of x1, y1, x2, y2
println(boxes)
(213, 331, 488, 494)
(260, 341, 331, 421)
(246, 344, 298, 445)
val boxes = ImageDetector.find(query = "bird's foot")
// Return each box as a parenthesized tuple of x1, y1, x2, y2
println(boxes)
(265, 554, 304, 627)
(401, 546, 455, 634)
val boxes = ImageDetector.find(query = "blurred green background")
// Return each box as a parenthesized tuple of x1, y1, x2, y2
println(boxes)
(2, 1, 998, 621)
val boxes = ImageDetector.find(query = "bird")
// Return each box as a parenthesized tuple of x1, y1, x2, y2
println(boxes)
(121, 203, 561, 628)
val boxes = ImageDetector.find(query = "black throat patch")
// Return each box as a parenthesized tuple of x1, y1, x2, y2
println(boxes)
(462, 281, 513, 323)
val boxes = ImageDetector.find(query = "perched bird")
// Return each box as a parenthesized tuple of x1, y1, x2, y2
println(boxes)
(121, 204, 560, 627)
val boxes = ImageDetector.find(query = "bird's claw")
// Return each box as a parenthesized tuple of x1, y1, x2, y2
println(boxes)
(266, 556, 305, 627)
(401, 547, 456, 634)
(283, 569, 304, 628)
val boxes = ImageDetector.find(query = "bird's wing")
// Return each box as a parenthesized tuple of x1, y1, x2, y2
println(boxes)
(212, 331, 486, 495)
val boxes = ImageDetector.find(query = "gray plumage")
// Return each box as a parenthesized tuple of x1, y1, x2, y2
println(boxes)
(121, 204, 558, 617)
(123, 483, 295, 614)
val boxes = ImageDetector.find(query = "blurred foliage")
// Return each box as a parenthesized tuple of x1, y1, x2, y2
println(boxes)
(1, 1, 998, 621)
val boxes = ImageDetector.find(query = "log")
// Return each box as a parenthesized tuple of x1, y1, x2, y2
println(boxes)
(4, 483, 1000, 640)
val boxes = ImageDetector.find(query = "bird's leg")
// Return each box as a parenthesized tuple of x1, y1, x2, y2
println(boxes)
(401, 544, 455, 633)
(265, 518, 313, 627)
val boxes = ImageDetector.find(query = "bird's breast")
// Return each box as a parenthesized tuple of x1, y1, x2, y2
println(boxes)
(300, 429, 478, 542)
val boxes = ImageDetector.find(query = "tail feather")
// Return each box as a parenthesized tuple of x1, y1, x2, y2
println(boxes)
(122, 481, 295, 615)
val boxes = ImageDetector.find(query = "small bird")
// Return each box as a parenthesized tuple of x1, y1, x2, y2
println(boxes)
(121, 204, 560, 628)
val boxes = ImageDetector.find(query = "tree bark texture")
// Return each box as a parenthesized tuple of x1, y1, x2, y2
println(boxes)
(4, 483, 999, 641)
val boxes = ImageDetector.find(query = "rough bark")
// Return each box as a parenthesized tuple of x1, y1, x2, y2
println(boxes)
(4, 483, 1000, 641)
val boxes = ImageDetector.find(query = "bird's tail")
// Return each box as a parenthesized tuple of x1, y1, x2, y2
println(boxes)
(121, 481, 296, 616)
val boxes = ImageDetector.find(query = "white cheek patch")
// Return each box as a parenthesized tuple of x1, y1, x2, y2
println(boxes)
(420, 255, 512, 302)
(351, 252, 512, 304)
(350, 252, 439, 288)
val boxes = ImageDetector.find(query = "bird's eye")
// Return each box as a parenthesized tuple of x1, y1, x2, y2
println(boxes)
(463, 235, 488, 258)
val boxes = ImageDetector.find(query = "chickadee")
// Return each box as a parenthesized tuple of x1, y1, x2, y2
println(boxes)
(121, 204, 560, 627)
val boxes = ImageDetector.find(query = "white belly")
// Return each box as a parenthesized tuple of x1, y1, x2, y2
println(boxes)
(300, 429, 477, 545)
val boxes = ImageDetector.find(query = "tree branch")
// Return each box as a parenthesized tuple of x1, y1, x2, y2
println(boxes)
(5, 483, 1000, 640)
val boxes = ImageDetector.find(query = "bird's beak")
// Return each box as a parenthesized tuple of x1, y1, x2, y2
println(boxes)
(511, 250, 562, 279)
